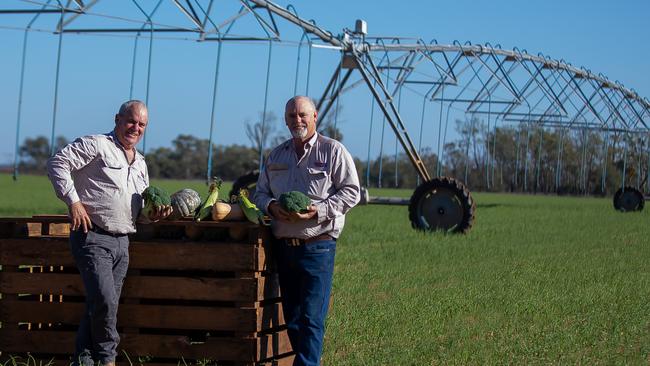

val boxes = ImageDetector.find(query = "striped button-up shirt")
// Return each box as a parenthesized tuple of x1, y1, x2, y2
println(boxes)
(47, 131, 149, 234)
(254, 132, 360, 239)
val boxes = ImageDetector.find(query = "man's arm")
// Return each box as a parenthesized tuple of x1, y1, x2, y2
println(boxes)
(313, 145, 360, 224)
(47, 136, 99, 233)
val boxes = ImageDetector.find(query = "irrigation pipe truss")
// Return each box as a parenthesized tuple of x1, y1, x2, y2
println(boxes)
(3, 0, 649, 189)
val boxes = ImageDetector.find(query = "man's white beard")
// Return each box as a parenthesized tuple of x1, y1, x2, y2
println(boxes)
(291, 127, 308, 139)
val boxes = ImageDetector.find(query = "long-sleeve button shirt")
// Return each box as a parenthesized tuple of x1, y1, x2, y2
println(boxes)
(47, 131, 149, 234)
(254, 132, 361, 239)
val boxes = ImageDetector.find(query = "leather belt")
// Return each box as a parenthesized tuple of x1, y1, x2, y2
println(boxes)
(282, 234, 334, 246)
(90, 224, 128, 238)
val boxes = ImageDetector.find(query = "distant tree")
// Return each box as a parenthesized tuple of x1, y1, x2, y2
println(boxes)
(245, 111, 277, 155)
(19, 135, 67, 173)
(145, 134, 258, 181)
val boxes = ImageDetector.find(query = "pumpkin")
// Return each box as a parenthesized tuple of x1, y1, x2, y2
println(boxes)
(169, 188, 201, 220)
(212, 202, 245, 221)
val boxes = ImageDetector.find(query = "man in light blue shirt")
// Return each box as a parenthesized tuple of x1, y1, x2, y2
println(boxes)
(255, 96, 360, 366)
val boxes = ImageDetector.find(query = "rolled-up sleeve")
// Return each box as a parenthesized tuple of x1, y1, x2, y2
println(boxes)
(47, 136, 98, 206)
(315, 145, 360, 224)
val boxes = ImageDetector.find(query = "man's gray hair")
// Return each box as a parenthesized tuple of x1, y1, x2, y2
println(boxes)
(118, 100, 147, 115)
(286, 95, 316, 111)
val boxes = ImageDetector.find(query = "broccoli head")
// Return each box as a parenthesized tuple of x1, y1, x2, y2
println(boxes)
(142, 185, 171, 218)
(279, 190, 312, 213)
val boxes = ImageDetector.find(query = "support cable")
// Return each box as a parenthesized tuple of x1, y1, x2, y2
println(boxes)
(535, 127, 544, 192)
(393, 87, 404, 186)
(523, 123, 531, 192)
(555, 128, 564, 191)
(600, 131, 609, 193)
(580, 129, 588, 194)
(49, 1, 66, 157)
(490, 116, 499, 189)
(621, 136, 628, 191)
(365, 80, 377, 187)
(435, 86, 445, 177)
(257, 39, 274, 172)
(206, 40, 224, 183)
(13, 1, 52, 180)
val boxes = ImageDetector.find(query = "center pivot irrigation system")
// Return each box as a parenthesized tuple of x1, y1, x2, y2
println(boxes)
(4, 1, 650, 233)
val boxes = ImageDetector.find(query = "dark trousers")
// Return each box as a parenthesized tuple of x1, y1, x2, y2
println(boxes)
(275, 239, 336, 366)
(69, 229, 129, 366)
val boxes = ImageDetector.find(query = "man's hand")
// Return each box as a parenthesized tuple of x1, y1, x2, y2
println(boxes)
(269, 201, 317, 222)
(288, 204, 317, 221)
(147, 205, 173, 222)
(69, 201, 92, 233)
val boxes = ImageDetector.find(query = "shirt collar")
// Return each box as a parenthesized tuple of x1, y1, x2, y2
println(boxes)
(284, 131, 319, 151)
(304, 131, 318, 148)
(107, 130, 145, 162)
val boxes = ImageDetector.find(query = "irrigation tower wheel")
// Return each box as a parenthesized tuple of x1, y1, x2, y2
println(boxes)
(613, 187, 645, 212)
(408, 177, 476, 233)
(229, 170, 260, 200)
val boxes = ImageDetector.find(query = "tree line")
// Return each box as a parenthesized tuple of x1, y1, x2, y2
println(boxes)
(14, 117, 648, 195)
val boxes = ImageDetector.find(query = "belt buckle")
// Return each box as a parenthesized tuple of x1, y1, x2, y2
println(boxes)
(287, 238, 302, 246)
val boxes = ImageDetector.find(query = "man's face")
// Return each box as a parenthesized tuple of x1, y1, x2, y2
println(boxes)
(285, 98, 317, 141)
(114, 105, 148, 150)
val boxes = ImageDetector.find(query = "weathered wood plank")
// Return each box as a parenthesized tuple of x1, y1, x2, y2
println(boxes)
(0, 272, 280, 301)
(129, 241, 263, 271)
(0, 329, 291, 361)
(0, 301, 260, 331)
(0, 301, 284, 332)
(0, 239, 265, 271)
(0, 238, 74, 266)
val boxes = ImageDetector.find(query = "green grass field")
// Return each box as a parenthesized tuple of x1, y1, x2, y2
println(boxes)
(1, 174, 649, 364)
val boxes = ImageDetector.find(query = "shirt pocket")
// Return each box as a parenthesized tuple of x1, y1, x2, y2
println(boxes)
(101, 155, 124, 170)
(269, 169, 290, 196)
(98, 156, 125, 190)
(307, 167, 329, 198)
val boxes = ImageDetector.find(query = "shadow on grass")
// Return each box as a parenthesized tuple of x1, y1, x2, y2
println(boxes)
(476, 203, 505, 209)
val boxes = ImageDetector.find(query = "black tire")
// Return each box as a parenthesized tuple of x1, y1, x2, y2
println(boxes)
(408, 177, 476, 234)
(229, 170, 260, 201)
(613, 186, 645, 212)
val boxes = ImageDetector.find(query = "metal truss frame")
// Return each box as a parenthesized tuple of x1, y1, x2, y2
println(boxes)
(2, 0, 649, 184)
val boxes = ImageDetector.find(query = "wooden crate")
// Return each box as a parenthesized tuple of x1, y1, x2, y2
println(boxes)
(0, 216, 294, 366)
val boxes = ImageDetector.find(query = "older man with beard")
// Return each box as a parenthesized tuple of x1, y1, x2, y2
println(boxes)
(254, 96, 360, 366)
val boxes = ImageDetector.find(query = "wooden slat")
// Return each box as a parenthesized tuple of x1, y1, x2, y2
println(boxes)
(0, 329, 291, 361)
(0, 238, 266, 271)
(129, 241, 264, 271)
(0, 301, 258, 331)
(0, 301, 284, 332)
(257, 301, 285, 331)
(0, 272, 279, 302)
(0, 238, 74, 266)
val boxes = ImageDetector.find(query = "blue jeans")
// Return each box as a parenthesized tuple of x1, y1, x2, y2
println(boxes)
(275, 239, 337, 366)
(70, 229, 129, 366)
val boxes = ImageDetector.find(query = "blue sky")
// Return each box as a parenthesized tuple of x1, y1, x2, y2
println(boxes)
(0, 0, 648, 166)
